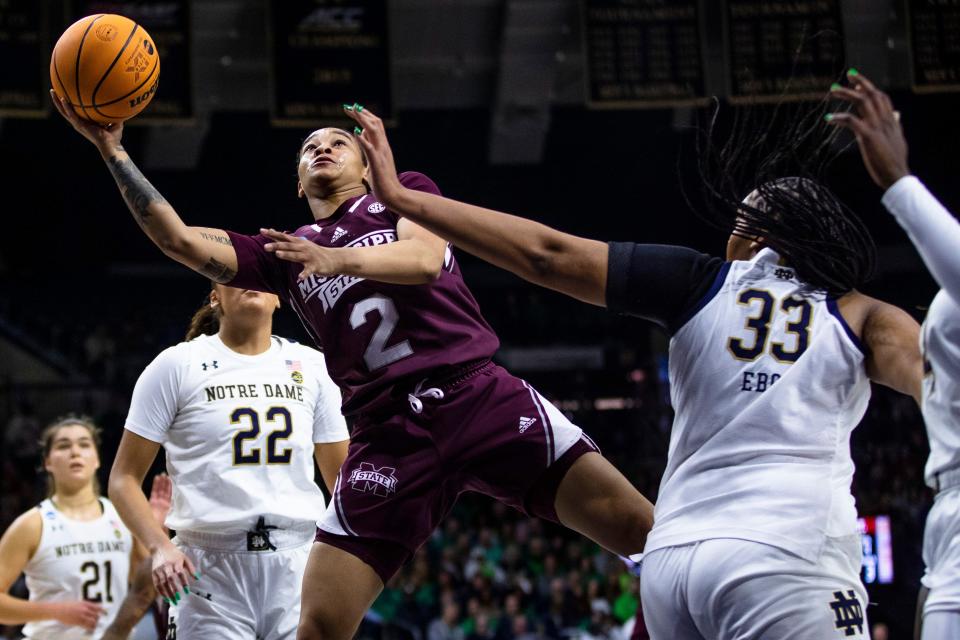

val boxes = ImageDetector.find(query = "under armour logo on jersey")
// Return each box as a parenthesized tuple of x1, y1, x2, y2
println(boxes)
(829, 590, 864, 636)
(519, 417, 537, 433)
(331, 227, 348, 242)
(201, 361, 219, 371)
(348, 462, 398, 497)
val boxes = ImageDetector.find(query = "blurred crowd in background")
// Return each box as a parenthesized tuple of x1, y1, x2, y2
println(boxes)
(0, 278, 930, 638)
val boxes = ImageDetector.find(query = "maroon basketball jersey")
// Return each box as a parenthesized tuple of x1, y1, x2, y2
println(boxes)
(226, 172, 500, 415)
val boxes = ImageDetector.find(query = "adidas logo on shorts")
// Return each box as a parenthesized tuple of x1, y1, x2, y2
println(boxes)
(518, 416, 537, 433)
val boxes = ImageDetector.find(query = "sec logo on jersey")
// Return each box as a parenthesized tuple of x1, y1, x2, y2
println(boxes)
(368, 202, 386, 214)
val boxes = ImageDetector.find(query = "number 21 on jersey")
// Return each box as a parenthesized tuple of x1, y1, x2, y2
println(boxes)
(727, 289, 813, 363)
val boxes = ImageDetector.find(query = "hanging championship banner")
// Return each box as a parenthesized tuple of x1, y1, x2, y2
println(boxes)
(907, 0, 960, 93)
(0, 0, 48, 117)
(269, 0, 391, 126)
(582, 0, 707, 107)
(69, 0, 193, 122)
(726, 0, 845, 101)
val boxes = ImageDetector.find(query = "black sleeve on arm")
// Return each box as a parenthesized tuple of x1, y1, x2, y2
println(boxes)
(606, 242, 728, 334)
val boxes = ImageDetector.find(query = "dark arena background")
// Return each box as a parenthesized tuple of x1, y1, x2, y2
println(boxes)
(1, 1, 958, 638)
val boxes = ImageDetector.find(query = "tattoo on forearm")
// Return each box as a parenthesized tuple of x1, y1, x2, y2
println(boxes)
(200, 231, 233, 246)
(199, 257, 237, 283)
(106, 155, 167, 223)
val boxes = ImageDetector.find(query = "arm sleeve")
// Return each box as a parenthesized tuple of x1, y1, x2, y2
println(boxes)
(606, 242, 727, 333)
(309, 352, 350, 444)
(224, 231, 290, 298)
(882, 175, 960, 303)
(124, 347, 184, 444)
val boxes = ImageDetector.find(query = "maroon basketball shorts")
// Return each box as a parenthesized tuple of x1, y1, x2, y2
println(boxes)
(315, 360, 598, 582)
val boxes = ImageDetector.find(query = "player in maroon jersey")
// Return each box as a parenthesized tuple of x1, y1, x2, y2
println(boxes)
(52, 94, 654, 640)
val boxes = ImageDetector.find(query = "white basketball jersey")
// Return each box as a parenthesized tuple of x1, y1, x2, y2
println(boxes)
(645, 248, 871, 562)
(125, 334, 348, 533)
(22, 498, 131, 640)
(922, 289, 960, 486)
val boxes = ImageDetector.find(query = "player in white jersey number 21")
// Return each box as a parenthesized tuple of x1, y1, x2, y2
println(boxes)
(829, 71, 960, 640)
(344, 99, 923, 638)
(0, 416, 169, 639)
(108, 284, 349, 639)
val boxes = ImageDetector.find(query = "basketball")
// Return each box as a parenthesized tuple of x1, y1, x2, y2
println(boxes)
(50, 14, 160, 125)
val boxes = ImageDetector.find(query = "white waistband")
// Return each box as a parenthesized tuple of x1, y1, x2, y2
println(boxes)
(931, 467, 960, 494)
(174, 522, 316, 552)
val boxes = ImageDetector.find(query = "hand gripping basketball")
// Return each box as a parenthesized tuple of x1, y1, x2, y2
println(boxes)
(50, 14, 160, 125)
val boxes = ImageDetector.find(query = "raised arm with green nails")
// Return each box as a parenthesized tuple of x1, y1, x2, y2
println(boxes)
(342, 106, 610, 306)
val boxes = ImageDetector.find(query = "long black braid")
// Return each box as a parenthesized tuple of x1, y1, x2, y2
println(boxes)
(687, 90, 876, 297)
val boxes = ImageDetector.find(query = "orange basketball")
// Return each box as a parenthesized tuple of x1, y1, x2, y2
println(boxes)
(50, 14, 160, 124)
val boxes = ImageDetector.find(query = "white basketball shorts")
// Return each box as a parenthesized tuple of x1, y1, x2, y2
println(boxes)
(640, 536, 868, 639)
(922, 486, 960, 620)
(167, 523, 314, 639)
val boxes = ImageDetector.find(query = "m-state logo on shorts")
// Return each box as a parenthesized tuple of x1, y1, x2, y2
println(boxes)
(348, 462, 398, 497)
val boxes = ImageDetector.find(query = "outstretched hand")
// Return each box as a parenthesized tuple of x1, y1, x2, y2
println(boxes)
(826, 70, 910, 190)
(262, 228, 340, 281)
(342, 104, 405, 205)
(49, 89, 124, 153)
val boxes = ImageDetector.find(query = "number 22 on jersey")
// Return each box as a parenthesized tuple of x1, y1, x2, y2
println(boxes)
(727, 289, 813, 363)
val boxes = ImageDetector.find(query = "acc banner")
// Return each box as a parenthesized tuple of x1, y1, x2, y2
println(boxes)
(726, 0, 845, 102)
(0, 0, 48, 117)
(582, 0, 707, 108)
(907, 0, 960, 93)
(68, 0, 193, 122)
(269, 0, 391, 126)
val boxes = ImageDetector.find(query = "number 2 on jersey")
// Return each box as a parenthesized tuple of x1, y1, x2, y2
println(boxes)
(727, 289, 812, 363)
(232, 407, 293, 465)
(350, 294, 414, 370)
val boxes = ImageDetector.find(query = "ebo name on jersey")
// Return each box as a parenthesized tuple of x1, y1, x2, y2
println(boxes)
(204, 383, 304, 403)
(740, 371, 781, 393)
(55, 539, 127, 558)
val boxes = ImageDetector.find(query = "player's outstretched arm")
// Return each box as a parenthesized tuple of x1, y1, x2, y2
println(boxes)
(261, 216, 447, 285)
(50, 91, 238, 283)
(109, 432, 196, 604)
(840, 292, 923, 403)
(343, 106, 608, 306)
(0, 509, 104, 629)
(828, 72, 960, 303)
(100, 473, 171, 639)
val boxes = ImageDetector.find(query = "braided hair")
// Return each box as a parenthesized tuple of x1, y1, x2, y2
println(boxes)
(689, 92, 876, 297)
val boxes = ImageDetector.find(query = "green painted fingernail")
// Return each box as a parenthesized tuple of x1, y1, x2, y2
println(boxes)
(163, 597, 171, 605)
(824, 113, 835, 122)
(173, 592, 180, 603)
(342, 103, 354, 110)
(830, 83, 841, 91)
(356, 104, 364, 112)
(354, 126, 362, 135)
(194, 572, 201, 579)
(184, 586, 190, 594)
(847, 68, 859, 76)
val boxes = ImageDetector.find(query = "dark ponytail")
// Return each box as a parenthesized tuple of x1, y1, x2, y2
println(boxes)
(185, 289, 221, 340)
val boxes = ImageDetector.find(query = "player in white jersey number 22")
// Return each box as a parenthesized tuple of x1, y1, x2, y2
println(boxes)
(344, 101, 923, 638)
(108, 284, 349, 639)
(0, 416, 169, 639)
(829, 71, 960, 640)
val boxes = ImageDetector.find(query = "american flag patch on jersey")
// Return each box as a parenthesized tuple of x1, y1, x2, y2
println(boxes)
(285, 359, 302, 371)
